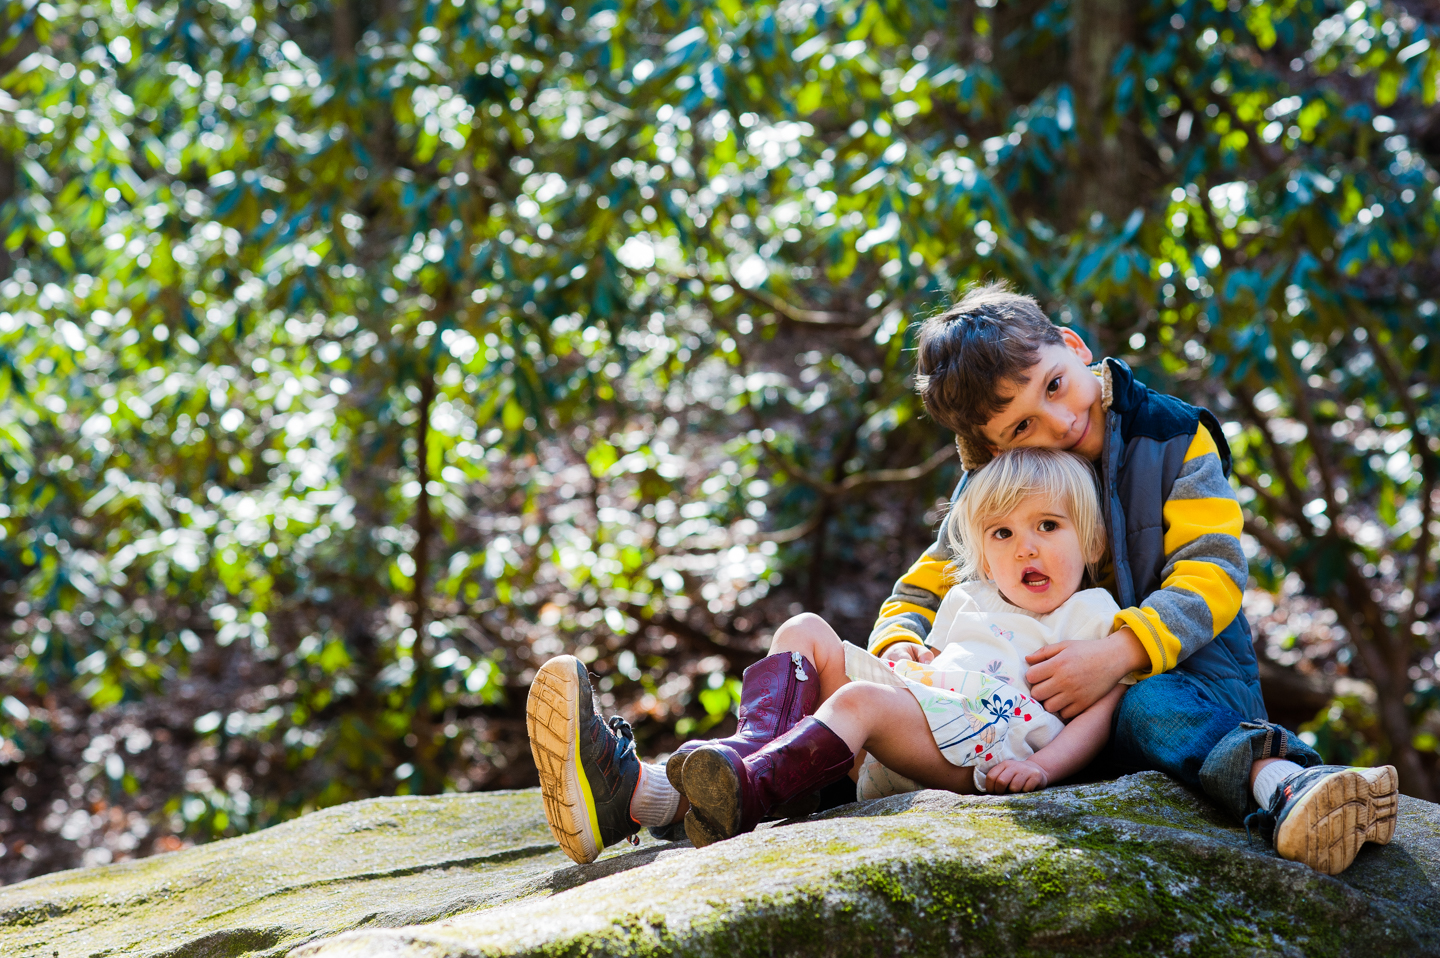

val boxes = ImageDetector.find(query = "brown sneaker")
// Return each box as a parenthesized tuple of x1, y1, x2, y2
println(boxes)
(1256, 764, 1398, 875)
(526, 655, 641, 864)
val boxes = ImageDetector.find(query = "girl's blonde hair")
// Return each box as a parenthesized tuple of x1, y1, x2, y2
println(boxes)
(945, 448, 1106, 583)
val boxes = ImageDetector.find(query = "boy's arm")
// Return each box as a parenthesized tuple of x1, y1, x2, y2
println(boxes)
(1111, 424, 1247, 677)
(983, 685, 1125, 793)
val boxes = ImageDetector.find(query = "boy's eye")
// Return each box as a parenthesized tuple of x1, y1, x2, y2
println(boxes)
(1047, 376, 1062, 394)
(1012, 419, 1031, 438)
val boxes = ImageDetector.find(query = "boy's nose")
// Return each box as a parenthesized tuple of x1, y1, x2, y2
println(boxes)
(1044, 410, 1074, 440)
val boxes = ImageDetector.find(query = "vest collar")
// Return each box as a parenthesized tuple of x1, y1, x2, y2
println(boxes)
(1101, 357, 1145, 414)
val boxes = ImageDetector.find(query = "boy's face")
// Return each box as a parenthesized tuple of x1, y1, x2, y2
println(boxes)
(980, 494, 1087, 615)
(980, 329, 1104, 462)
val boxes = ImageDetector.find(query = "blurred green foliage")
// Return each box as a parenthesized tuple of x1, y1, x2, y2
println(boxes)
(1, 0, 1439, 870)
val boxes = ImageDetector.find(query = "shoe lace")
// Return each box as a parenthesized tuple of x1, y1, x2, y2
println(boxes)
(1243, 774, 1293, 844)
(606, 714, 635, 744)
(1242, 808, 1272, 844)
(605, 715, 642, 846)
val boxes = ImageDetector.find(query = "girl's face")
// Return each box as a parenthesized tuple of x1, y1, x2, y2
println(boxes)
(980, 494, 1087, 615)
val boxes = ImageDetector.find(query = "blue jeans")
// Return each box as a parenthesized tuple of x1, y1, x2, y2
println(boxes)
(1103, 671, 1324, 822)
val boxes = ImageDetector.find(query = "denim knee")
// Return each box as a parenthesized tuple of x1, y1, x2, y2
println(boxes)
(1109, 672, 1243, 790)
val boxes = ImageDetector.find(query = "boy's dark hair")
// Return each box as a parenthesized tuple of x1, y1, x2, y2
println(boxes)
(915, 282, 1064, 465)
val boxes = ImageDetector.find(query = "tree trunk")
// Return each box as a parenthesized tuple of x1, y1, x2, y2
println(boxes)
(1069, 0, 1141, 225)
(992, 0, 1066, 107)
(331, 0, 356, 63)
(409, 368, 436, 788)
(1338, 567, 1436, 801)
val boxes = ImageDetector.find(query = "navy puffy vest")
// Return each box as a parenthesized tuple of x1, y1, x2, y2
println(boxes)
(1100, 358, 1266, 720)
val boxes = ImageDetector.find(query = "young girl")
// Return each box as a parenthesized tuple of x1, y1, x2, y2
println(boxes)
(678, 448, 1130, 847)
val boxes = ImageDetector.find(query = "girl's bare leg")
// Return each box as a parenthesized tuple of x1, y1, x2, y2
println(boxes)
(767, 613, 851, 704)
(816, 682, 978, 794)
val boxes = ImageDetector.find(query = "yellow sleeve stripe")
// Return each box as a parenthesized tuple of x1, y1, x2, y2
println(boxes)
(1167, 559, 1244, 637)
(1114, 558, 1246, 678)
(870, 632, 925, 655)
(1162, 497, 1243, 556)
(1185, 424, 1220, 461)
(1113, 607, 1180, 678)
(875, 599, 938, 624)
(896, 554, 954, 597)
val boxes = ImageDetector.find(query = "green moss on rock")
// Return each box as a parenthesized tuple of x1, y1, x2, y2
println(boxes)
(3, 773, 1437, 958)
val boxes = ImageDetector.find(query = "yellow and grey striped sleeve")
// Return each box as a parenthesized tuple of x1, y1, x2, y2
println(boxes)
(1113, 425, 1247, 678)
(867, 533, 955, 655)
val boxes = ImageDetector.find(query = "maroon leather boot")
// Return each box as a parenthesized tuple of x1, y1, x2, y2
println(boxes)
(680, 716, 854, 847)
(665, 651, 819, 792)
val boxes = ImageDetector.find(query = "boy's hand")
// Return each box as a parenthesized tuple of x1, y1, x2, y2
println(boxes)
(1024, 628, 1148, 719)
(880, 641, 934, 664)
(984, 759, 1048, 793)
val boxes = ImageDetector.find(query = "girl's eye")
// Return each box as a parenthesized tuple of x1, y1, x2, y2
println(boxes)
(1047, 376, 1062, 394)
(992, 527, 1012, 539)
(1013, 419, 1031, 438)
(1039, 520, 1058, 532)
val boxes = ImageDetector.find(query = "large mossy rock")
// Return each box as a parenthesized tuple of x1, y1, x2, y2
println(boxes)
(3, 772, 1438, 958)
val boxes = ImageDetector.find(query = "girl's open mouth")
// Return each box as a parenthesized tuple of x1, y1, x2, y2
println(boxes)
(1021, 570, 1050, 591)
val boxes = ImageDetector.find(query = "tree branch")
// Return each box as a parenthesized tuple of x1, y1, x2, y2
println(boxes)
(1273, 347, 1341, 509)
(738, 284, 857, 326)
(623, 605, 764, 663)
(761, 440, 952, 497)
(1229, 381, 1309, 531)
(1351, 314, 1438, 640)
(1233, 470, 1306, 527)
(1242, 515, 1295, 563)
(1336, 554, 1435, 801)
(838, 443, 954, 491)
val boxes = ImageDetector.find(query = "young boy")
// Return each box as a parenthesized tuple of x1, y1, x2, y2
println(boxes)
(871, 282, 1396, 875)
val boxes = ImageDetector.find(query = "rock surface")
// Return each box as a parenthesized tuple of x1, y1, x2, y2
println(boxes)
(3, 772, 1438, 958)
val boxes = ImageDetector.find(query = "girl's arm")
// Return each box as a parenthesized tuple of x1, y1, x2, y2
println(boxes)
(983, 684, 1126, 793)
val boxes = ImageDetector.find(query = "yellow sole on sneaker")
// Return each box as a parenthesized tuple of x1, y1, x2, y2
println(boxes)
(526, 655, 603, 865)
(1274, 765, 1398, 875)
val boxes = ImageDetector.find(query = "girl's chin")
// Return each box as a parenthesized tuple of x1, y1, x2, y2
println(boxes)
(1000, 587, 1065, 615)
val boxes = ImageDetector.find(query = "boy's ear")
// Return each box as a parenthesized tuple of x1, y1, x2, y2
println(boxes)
(1058, 327, 1094, 365)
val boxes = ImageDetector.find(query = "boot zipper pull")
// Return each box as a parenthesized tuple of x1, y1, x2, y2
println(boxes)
(792, 651, 808, 681)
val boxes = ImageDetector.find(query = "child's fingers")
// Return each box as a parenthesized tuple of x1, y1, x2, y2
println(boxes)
(916, 646, 935, 663)
(1024, 641, 1069, 665)
(1023, 649, 1067, 687)
(994, 761, 1052, 793)
(1044, 691, 1076, 718)
(1028, 675, 1072, 713)
(987, 761, 1021, 793)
